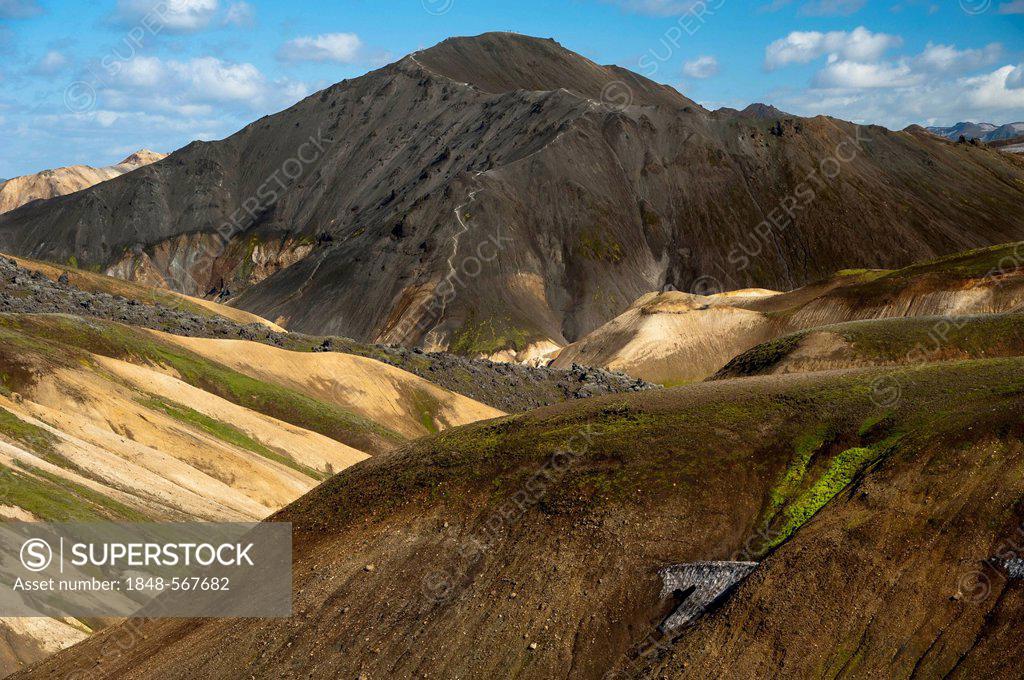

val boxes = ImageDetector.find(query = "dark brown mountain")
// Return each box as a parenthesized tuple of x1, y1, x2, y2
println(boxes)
(2, 32, 1024, 357)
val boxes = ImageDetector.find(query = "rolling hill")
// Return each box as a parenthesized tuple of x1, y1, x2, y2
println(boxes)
(554, 241, 1024, 384)
(15, 355, 1024, 678)
(1, 33, 1023, 358)
(0, 254, 511, 674)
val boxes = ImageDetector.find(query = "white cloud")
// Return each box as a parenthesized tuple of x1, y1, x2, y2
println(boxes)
(600, 0, 701, 15)
(1008, 65, 1024, 89)
(914, 42, 1001, 73)
(765, 27, 901, 70)
(998, 0, 1024, 13)
(799, 0, 866, 15)
(682, 55, 719, 79)
(110, 0, 218, 33)
(775, 62, 1024, 130)
(31, 50, 68, 76)
(964, 65, 1024, 109)
(277, 33, 363, 63)
(0, 0, 41, 19)
(104, 55, 308, 110)
(813, 59, 919, 88)
(223, 1, 254, 27)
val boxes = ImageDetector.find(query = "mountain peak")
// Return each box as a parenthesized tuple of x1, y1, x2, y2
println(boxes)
(411, 32, 697, 109)
(117, 149, 166, 167)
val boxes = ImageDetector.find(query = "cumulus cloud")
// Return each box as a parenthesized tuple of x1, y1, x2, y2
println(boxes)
(776, 62, 1024, 130)
(765, 27, 901, 70)
(799, 0, 865, 15)
(964, 65, 1024, 109)
(102, 55, 308, 110)
(0, 0, 42, 19)
(682, 55, 719, 78)
(223, 1, 254, 27)
(30, 50, 68, 76)
(277, 33, 362, 63)
(1007, 65, 1024, 89)
(813, 58, 918, 88)
(914, 42, 1001, 73)
(109, 0, 218, 33)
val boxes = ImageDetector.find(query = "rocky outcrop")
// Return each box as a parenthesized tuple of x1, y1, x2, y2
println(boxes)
(658, 562, 758, 632)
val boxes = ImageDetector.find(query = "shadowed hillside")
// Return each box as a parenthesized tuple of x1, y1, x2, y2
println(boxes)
(16, 357, 1024, 678)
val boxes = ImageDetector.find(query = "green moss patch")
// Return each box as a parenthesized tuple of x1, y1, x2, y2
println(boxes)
(577, 228, 624, 263)
(0, 463, 147, 521)
(0, 314, 402, 455)
(713, 331, 808, 378)
(449, 312, 534, 357)
(140, 395, 327, 480)
(762, 438, 899, 553)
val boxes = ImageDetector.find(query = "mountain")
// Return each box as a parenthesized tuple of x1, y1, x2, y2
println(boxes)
(0, 150, 165, 214)
(16, 353, 1024, 679)
(2, 33, 1024, 359)
(926, 121, 1024, 143)
(552, 241, 1024, 384)
(716, 102, 791, 119)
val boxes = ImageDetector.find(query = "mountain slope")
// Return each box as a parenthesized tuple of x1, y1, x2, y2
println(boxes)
(713, 312, 1024, 378)
(15, 357, 1024, 679)
(0, 150, 165, 214)
(2, 34, 1023, 357)
(555, 241, 1024, 383)
(0, 309, 503, 675)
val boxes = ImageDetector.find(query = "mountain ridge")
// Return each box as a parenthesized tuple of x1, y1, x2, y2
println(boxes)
(0, 149, 165, 214)
(1, 33, 1023, 357)
(926, 120, 1024, 142)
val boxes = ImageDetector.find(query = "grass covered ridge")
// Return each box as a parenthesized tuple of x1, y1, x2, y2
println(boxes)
(139, 395, 328, 480)
(0, 313, 404, 455)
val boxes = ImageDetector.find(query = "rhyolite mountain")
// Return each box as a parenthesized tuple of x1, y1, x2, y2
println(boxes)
(0, 150, 165, 214)
(2, 33, 1024, 357)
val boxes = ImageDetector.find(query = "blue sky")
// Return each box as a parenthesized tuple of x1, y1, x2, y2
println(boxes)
(0, 0, 1021, 177)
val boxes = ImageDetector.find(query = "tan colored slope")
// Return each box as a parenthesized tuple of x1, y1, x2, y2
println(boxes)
(157, 333, 505, 438)
(7, 253, 283, 330)
(1, 357, 365, 521)
(555, 243, 1024, 384)
(0, 314, 377, 676)
(0, 151, 165, 214)
(0, 300, 500, 675)
(0, 618, 89, 677)
(551, 290, 781, 385)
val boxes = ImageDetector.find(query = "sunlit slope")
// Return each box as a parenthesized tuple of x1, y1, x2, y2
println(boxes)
(159, 334, 504, 439)
(0, 311, 502, 676)
(714, 312, 1024, 378)
(556, 242, 1024, 383)
(0, 314, 371, 521)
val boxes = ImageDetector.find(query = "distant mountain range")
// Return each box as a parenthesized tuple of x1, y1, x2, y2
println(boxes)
(925, 121, 1024, 143)
(0, 149, 165, 214)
